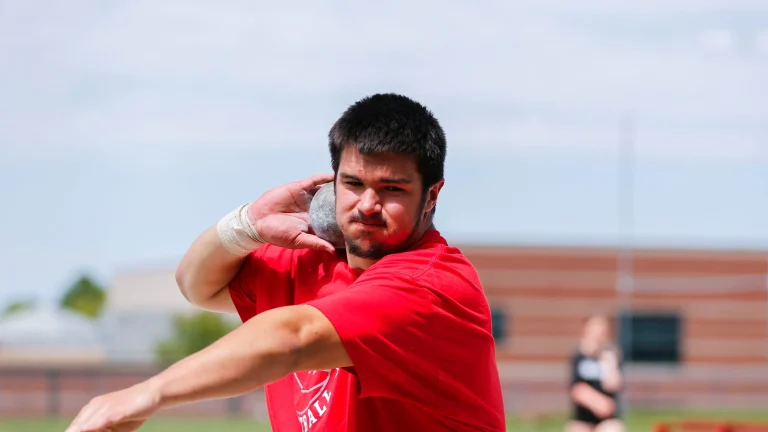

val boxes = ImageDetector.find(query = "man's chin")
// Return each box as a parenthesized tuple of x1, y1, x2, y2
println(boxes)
(347, 237, 414, 260)
(346, 242, 386, 260)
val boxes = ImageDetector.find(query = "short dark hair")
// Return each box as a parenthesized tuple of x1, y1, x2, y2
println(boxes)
(328, 93, 447, 190)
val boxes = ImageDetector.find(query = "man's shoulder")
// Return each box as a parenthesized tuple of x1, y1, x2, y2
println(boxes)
(372, 231, 480, 287)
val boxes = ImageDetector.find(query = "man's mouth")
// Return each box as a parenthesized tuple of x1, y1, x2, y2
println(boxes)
(352, 220, 385, 227)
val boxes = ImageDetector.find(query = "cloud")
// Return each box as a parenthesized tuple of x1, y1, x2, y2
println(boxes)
(450, 116, 766, 159)
(699, 29, 734, 51)
(0, 0, 765, 160)
(518, 0, 768, 12)
(756, 30, 768, 53)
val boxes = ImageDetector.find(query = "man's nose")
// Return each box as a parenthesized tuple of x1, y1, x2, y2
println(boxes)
(357, 189, 382, 215)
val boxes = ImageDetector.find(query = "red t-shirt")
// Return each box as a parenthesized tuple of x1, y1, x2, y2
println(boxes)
(228, 229, 506, 432)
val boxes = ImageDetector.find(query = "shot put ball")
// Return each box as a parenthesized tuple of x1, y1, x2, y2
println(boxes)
(309, 182, 345, 249)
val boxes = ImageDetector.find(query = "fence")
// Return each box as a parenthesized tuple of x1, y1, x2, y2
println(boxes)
(0, 365, 267, 418)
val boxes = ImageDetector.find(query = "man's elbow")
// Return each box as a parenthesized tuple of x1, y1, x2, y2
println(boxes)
(175, 266, 194, 303)
(276, 305, 352, 373)
(174, 266, 211, 307)
(243, 312, 305, 378)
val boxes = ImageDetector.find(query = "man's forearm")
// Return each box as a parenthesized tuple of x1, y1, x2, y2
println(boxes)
(175, 224, 257, 311)
(145, 306, 302, 408)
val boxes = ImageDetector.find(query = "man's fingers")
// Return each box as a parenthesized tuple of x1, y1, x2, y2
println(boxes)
(298, 173, 335, 191)
(71, 418, 109, 432)
(65, 404, 97, 432)
(110, 420, 147, 432)
(295, 232, 337, 253)
(310, 184, 326, 195)
(66, 419, 142, 432)
(65, 421, 103, 432)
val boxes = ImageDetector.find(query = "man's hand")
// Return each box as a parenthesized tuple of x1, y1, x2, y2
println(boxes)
(175, 172, 337, 312)
(66, 304, 351, 432)
(64, 382, 160, 432)
(249, 173, 337, 253)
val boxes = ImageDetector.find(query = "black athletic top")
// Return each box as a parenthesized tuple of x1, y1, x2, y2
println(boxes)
(569, 347, 623, 424)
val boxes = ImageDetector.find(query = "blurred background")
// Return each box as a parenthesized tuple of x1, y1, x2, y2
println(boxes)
(1, 0, 767, 431)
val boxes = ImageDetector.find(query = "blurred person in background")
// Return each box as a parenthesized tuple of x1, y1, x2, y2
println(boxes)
(64, 93, 506, 432)
(567, 315, 625, 432)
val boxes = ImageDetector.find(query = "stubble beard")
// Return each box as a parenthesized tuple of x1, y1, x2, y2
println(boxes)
(345, 193, 430, 261)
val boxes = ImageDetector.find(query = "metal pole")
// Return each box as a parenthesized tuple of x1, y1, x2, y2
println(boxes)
(617, 114, 636, 328)
(616, 114, 636, 411)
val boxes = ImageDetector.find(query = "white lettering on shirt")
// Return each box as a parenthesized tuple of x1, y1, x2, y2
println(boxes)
(295, 369, 339, 431)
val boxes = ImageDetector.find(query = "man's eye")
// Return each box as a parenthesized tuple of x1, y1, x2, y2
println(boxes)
(346, 181, 363, 187)
(385, 186, 404, 192)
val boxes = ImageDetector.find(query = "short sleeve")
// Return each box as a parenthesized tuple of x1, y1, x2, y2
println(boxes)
(228, 244, 297, 322)
(569, 352, 582, 386)
(306, 270, 438, 403)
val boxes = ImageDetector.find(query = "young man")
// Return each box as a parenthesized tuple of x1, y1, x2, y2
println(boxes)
(65, 93, 507, 432)
(567, 315, 625, 432)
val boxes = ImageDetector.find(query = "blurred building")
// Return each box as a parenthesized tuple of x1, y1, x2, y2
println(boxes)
(0, 305, 105, 367)
(469, 244, 768, 413)
(102, 264, 240, 364)
(0, 266, 201, 367)
(0, 266, 251, 418)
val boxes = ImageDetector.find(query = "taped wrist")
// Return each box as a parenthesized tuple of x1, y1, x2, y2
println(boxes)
(217, 202, 266, 256)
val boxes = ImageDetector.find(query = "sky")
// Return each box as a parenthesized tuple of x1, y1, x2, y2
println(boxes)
(1, 0, 767, 308)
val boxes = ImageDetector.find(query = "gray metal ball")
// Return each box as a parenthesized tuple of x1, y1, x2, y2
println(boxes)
(309, 182, 345, 249)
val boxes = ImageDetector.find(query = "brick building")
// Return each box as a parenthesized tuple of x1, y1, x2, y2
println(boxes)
(464, 244, 768, 413)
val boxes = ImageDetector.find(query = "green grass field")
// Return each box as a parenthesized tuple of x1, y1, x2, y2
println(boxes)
(2, 410, 766, 432)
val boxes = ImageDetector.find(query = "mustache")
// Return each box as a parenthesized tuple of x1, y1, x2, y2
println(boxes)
(348, 211, 386, 225)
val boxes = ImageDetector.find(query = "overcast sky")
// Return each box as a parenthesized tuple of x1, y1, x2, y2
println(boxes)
(1, 0, 766, 308)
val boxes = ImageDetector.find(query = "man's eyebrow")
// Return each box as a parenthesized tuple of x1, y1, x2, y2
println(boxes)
(339, 173, 412, 184)
(380, 177, 412, 184)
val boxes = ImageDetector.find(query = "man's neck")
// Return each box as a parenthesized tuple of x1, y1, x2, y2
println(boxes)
(347, 255, 378, 271)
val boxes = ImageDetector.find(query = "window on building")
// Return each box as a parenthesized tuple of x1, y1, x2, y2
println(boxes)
(490, 306, 508, 342)
(618, 311, 682, 364)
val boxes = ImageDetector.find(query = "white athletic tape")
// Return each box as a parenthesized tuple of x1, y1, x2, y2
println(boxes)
(217, 202, 266, 256)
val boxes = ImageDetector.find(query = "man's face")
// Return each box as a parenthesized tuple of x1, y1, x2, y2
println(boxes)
(335, 147, 441, 260)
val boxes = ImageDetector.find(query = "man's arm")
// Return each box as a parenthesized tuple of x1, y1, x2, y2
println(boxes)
(64, 304, 350, 432)
(175, 224, 260, 313)
(149, 304, 350, 406)
(175, 174, 336, 314)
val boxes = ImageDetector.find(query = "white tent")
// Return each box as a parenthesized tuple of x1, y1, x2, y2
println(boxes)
(0, 305, 105, 365)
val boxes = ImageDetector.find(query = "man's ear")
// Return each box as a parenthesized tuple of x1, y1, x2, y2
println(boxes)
(424, 179, 445, 214)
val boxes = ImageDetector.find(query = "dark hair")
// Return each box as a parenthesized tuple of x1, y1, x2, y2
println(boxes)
(328, 93, 447, 190)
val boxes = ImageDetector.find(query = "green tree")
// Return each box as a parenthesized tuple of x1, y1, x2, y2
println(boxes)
(1, 299, 35, 319)
(60, 275, 107, 319)
(154, 311, 238, 366)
